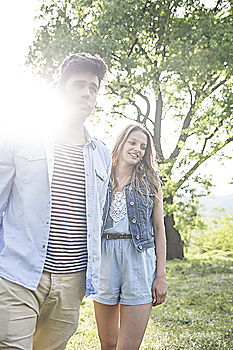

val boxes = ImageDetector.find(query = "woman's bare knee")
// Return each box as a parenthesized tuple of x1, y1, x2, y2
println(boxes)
(100, 340, 117, 350)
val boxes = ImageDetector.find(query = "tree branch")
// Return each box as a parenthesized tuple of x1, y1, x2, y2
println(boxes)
(110, 53, 121, 61)
(136, 90, 151, 124)
(201, 119, 224, 154)
(209, 77, 228, 95)
(112, 111, 135, 121)
(175, 136, 233, 192)
(109, 84, 144, 122)
(213, 0, 223, 12)
(169, 91, 200, 161)
(137, 41, 155, 65)
(128, 38, 139, 58)
(201, 75, 227, 98)
(153, 90, 164, 161)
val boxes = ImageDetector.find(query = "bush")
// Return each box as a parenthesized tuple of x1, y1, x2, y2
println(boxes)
(193, 211, 233, 253)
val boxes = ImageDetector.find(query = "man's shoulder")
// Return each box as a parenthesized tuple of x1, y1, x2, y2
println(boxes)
(94, 137, 110, 153)
(0, 131, 44, 155)
(94, 137, 107, 147)
(0, 132, 22, 154)
(93, 137, 111, 164)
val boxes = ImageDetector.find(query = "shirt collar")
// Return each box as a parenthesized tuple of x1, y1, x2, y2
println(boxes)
(42, 125, 97, 150)
(84, 126, 97, 149)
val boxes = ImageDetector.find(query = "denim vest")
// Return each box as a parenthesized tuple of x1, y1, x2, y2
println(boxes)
(102, 180, 155, 252)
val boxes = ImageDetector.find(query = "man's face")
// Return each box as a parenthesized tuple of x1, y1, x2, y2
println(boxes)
(63, 71, 99, 122)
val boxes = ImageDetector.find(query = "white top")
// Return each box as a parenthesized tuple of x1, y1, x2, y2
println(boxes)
(104, 191, 130, 235)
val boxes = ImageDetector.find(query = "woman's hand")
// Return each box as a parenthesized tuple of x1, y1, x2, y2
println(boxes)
(152, 275, 167, 307)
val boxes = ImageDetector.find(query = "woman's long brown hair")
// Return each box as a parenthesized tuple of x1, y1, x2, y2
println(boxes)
(111, 124, 161, 199)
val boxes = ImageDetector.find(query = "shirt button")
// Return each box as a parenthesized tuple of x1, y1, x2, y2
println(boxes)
(130, 201, 134, 206)
(87, 173, 90, 176)
(136, 235, 140, 240)
(46, 221, 49, 225)
(138, 245, 142, 250)
(42, 244, 46, 249)
(132, 218, 136, 223)
(88, 214, 91, 217)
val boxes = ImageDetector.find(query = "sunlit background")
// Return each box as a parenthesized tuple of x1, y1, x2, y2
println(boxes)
(0, 0, 232, 198)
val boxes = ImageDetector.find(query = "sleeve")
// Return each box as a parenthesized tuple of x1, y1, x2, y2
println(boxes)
(100, 146, 111, 217)
(0, 137, 16, 228)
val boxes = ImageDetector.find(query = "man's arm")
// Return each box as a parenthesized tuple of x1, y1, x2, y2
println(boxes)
(99, 146, 112, 219)
(0, 138, 16, 229)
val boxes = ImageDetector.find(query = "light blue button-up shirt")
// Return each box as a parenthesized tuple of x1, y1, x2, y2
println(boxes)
(0, 128, 111, 296)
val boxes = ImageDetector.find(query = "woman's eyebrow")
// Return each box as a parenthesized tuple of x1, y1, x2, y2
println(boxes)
(128, 137, 147, 145)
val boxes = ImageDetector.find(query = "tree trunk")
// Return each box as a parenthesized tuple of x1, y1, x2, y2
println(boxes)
(164, 214, 184, 259)
(164, 195, 184, 259)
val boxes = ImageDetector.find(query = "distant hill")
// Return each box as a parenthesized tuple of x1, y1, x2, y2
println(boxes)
(199, 193, 233, 215)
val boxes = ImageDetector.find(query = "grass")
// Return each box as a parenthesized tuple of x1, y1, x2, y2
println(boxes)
(66, 250, 233, 349)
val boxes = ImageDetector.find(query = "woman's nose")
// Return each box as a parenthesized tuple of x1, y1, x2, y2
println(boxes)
(133, 145, 140, 152)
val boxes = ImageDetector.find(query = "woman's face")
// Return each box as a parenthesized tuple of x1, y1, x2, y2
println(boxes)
(120, 130, 148, 166)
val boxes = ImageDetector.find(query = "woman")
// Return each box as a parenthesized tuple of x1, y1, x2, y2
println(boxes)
(92, 124, 167, 350)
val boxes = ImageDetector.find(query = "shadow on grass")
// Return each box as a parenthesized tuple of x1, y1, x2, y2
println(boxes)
(167, 250, 233, 278)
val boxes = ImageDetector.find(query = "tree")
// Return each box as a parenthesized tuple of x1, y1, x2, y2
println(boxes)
(27, 0, 233, 258)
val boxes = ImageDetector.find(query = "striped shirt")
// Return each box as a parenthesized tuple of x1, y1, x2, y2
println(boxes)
(44, 142, 87, 273)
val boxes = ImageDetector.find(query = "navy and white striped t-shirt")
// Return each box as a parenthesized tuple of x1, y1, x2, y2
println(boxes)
(44, 142, 87, 273)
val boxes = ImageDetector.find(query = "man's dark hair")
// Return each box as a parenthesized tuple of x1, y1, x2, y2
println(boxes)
(58, 52, 107, 88)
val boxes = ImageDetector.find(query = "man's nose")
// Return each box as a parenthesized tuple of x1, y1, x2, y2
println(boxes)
(81, 85, 91, 98)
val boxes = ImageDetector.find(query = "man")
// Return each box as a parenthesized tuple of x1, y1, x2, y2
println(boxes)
(0, 53, 111, 349)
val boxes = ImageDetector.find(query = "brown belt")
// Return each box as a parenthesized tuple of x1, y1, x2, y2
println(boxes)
(102, 233, 132, 240)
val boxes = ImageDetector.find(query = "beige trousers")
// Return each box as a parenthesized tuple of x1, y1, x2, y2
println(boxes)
(0, 270, 86, 350)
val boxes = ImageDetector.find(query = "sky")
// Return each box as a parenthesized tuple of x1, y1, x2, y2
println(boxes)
(0, 0, 232, 197)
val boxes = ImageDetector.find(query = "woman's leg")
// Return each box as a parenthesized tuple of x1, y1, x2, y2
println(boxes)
(94, 301, 120, 350)
(117, 303, 152, 350)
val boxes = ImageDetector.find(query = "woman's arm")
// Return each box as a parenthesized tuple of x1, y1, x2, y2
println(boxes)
(152, 185, 167, 306)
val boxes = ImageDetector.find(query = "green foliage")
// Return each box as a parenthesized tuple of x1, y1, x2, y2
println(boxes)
(27, 0, 233, 249)
(174, 201, 205, 250)
(193, 210, 233, 253)
(171, 175, 213, 248)
(66, 251, 232, 349)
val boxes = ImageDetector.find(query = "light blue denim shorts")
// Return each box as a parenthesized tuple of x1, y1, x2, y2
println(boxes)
(92, 237, 156, 305)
